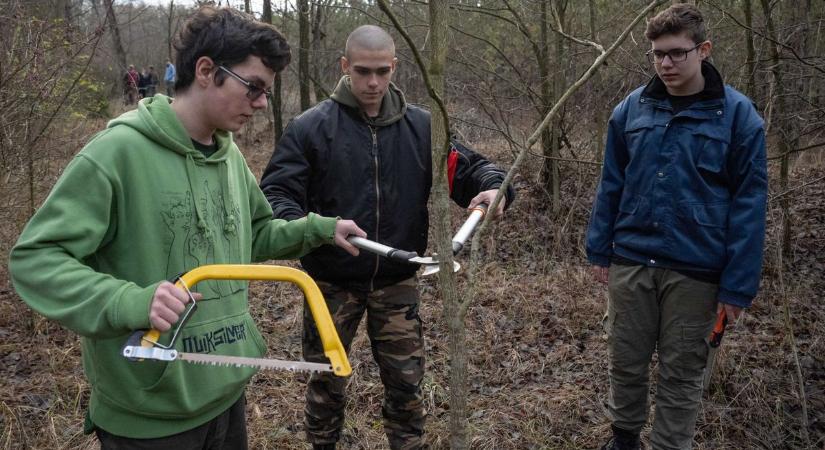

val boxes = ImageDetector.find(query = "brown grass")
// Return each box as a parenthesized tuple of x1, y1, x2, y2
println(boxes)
(0, 115, 823, 449)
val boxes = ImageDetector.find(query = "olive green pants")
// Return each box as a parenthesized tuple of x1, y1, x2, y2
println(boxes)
(605, 264, 717, 450)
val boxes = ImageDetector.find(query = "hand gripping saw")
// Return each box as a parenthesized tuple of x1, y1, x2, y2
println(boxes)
(122, 264, 351, 376)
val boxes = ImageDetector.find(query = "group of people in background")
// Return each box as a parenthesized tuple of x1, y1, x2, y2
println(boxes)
(123, 61, 176, 105)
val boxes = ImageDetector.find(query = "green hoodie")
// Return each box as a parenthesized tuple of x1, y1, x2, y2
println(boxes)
(9, 95, 338, 438)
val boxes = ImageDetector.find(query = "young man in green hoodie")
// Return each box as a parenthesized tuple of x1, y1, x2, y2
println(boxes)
(260, 25, 514, 450)
(9, 6, 365, 449)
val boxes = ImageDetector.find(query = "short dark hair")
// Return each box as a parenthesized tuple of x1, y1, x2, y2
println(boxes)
(174, 6, 291, 91)
(645, 4, 706, 44)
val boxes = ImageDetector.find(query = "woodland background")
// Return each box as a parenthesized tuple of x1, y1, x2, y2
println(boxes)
(0, 0, 823, 448)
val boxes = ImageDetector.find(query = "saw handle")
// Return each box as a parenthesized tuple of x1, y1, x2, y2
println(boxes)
(709, 308, 728, 348)
(347, 236, 419, 263)
(128, 265, 352, 376)
(451, 203, 488, 255)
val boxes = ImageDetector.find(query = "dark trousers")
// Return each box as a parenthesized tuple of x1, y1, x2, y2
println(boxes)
(95, 395, 247, 450)
(304, 279, 426, 450)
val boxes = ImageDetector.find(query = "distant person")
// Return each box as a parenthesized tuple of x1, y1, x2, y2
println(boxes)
(260, 24, 514, 450)
(165, 60, 177, 96)
(146, 65, 159, 97)
(9, 6, 364, 448)
(585, 4, 767, 450)
(123, 64, 139, 105)
(137, 67, 150, 98)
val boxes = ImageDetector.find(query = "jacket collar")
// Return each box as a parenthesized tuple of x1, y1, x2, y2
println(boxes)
(641, 60, 725, 105)
(330, 76, 407, 127)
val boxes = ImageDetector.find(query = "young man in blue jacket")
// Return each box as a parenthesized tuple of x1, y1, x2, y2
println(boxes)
(585, 4, 767, 449)
(260, 25, 514, 450)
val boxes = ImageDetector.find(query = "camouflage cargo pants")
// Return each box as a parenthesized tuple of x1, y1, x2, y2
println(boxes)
(303, 278, 426, 450)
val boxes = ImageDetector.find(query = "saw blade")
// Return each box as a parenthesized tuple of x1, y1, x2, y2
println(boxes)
(177, 352, 333, 374)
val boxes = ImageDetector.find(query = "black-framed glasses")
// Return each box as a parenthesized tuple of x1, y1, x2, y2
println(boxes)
(218, 65, 272, 100)
(646, 42, 703, 64)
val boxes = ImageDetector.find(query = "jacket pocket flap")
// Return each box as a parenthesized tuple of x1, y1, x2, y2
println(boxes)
(691, 126, 731, 145)
(686, 203, 728, 228)
(618, 195, 641, 214)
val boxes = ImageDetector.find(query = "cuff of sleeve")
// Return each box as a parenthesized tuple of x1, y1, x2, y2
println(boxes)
(588, 254, 611, 267)
(114, 282, 160, 330)
(307, 213, 338, 245)
(717, 288, 753, 308)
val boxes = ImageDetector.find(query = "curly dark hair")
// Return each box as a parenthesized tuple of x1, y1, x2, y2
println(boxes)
(645, 3, 706, 44)
(173, 6, 291, 92)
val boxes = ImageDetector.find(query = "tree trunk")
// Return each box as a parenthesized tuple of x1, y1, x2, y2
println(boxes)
(167, 1, 174, 62)
(298, 0, 311, 110)
(589, 0, 605, 161)
(743, 0, 756, 98)
(104, 0, 127, 73)
(427, 0, 467, 448)
(262, 0, 283, 143)
(539, 0, 556, 209)
(311, 2, 327, 102)
(760, 0, 793, 270)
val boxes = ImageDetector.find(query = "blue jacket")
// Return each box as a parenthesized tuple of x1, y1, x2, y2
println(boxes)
(586, 63, 767, 307)
(164, 63, 176, 83)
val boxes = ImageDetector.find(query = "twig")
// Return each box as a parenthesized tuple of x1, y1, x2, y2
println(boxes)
(768, 175, 825, 202)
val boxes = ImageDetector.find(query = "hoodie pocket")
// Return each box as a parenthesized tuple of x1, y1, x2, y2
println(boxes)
(125, 312, 263, 419)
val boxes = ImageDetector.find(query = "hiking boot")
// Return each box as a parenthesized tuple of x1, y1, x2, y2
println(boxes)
(599, 425, 641, 450)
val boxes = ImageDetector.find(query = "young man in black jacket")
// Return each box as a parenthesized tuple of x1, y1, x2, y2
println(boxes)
(260, 24, 514, 450)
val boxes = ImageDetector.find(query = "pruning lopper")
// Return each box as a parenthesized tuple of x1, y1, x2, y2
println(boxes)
(122, 264, 351, 376)
(346, 203, 489, 276)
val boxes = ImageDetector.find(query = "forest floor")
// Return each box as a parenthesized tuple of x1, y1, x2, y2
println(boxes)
(0, 115, 823, 449)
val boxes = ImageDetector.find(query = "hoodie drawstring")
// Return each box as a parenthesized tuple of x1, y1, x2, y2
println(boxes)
(220, 161, 237, 236)
(185, 153, 211, 241)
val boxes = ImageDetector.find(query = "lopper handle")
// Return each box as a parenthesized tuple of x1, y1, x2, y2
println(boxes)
(130, 265, 352, 376)
(709, 308, 728, 348)
(451, 203, 488, 255)
(347, 236, 420, 263)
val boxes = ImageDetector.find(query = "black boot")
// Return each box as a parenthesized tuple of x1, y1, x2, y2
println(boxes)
(599, 425, 641, 450)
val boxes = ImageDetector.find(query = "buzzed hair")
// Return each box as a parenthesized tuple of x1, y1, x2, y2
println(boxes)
(345, 25, 395, 59)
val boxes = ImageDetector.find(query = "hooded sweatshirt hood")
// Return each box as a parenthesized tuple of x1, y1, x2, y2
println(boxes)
(330, 75, 407, 126)
(112, 95, 239, 240)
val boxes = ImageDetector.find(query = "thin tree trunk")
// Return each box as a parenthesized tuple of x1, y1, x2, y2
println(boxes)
(759, 0, 793, 260)
(743, 0, 756, 98)
(262, 0, 283, 143)
(539, 1, 556, 208)
(298, 0, 311, 110)
(167, 1, 174, 62)
(104, 0, 127, 72)
(425, 0, 466, 447)
(311, 2, 326, 102)
(589, 0, 605, 161)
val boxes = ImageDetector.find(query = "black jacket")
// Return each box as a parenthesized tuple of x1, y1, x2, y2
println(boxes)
(260, 78, 514, 292)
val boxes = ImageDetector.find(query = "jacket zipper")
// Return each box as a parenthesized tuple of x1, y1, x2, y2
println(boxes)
(369, 125, 380, 292)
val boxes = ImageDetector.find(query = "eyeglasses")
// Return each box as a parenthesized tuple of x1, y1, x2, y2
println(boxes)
(218, 65, 272, 100)
(646, 42, 703, 64)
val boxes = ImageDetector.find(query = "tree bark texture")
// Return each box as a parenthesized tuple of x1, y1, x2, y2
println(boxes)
(298, 0, 311, 110)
